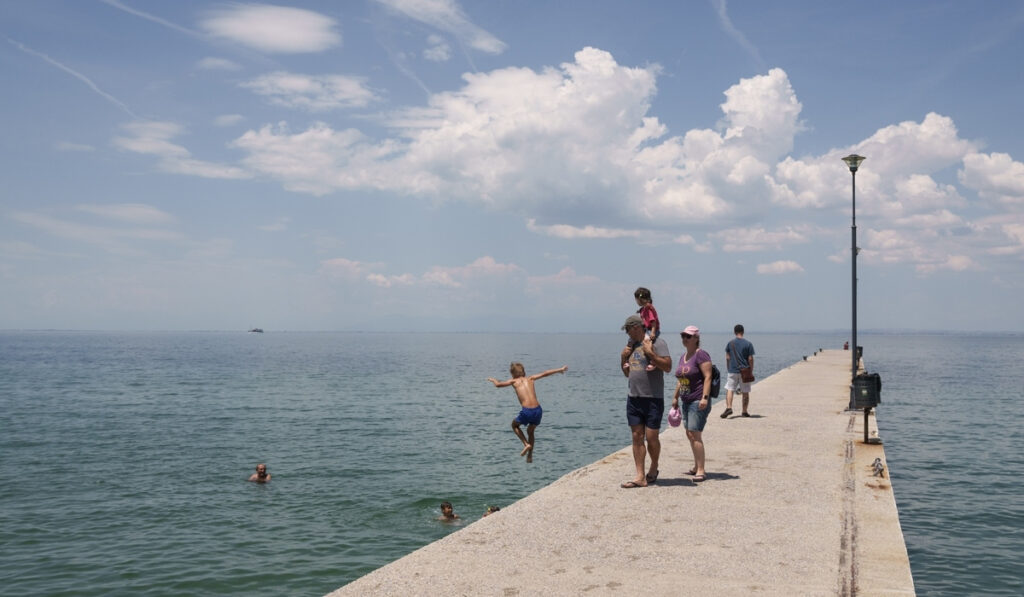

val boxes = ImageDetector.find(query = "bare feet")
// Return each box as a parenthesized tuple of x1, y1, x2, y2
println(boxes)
(520, 443, 532, 457)
(526, 449, 533, 463)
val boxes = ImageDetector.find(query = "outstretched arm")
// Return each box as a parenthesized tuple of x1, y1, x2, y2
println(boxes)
(530, 366, 568, 381)
(487, 377, 513, 388)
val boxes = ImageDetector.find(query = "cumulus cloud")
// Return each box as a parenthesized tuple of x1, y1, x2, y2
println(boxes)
(756, 260, 804, 274)
(114, 121, 250, 180)
(241, 72, 380, 111)
(233, 48, 806, 225)
(200, 4, 340, 53)
(373, 0, 506, 54)
(959, 152, 1024, 205)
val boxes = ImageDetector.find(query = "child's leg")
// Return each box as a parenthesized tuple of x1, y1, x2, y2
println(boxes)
(512, 420, 531, 455)
(525, 424, 536, 463)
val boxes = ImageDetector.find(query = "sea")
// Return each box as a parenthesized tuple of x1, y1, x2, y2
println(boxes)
(1, 331, 1021, 596)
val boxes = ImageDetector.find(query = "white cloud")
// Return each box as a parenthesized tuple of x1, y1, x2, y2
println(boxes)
(373, 0, 506, 54)
(526, 219, 647, 240)
(959, 152, 1024, 205)
(200, 4, 340, 54)
(756, 260, 804, 274)
(241, 72, 379, 111)
(916, 255, 976, 274)
(423, 34, 451, 62)
(114, 121, 250, 180)
(197, 57, 241, 71)
(711, 226, 809, 252)
(214, 114, 245, 127)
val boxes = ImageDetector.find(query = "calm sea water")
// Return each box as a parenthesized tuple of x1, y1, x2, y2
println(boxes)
(1, 331, 1021, 596)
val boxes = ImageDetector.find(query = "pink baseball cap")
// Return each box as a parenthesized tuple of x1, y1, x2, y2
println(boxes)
(682, 325, 700, 336)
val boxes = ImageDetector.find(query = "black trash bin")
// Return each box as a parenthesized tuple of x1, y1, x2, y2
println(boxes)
(852, 372, 881, 409)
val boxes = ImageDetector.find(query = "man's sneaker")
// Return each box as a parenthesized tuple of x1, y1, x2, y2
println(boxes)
(720, 408, 733, 419)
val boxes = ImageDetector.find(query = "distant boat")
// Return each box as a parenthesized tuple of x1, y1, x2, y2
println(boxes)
(248, 328, 264, 333)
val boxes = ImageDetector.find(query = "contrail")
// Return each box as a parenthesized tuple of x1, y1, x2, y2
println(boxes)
(711, 0, 765, 70)
(8, 38, 138, 119)
(100, 0, 200, 38)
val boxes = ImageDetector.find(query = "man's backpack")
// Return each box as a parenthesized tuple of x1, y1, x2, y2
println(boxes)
(709, 364, 721, 398)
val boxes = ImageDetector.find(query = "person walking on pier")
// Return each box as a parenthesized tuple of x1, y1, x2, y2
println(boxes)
(671, 326, 713, 482)
(722, 324, 756, 418)
(620, 314, 671, 488)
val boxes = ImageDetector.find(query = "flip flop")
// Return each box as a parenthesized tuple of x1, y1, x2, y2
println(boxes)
(620, 481, 645, 489)
(692, 474, 707, 482)
(686, 467, 698, 475)
(645, 470, 659, 484)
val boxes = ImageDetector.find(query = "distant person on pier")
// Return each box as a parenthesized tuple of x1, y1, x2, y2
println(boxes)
(438, 501, 460, 522)
(671, 326, 712, 482)
(487, 362, 568, 463)
(248, 463, 271, 483)
(620, 314, 671, 488)
(722, 324, 756, 418)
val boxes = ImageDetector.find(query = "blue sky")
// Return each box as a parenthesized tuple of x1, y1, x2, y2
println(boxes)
(3, 1, 1024, 333)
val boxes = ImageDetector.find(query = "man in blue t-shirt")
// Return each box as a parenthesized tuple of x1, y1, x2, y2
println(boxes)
(722, 324, 755, 418)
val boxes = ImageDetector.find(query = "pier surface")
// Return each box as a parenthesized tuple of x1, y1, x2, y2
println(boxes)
(327, 350, 914, 596)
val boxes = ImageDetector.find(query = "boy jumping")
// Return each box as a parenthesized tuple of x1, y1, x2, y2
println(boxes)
(487, 362, 568, 463)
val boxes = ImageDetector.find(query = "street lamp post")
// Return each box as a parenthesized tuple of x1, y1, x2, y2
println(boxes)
(842, 154, 865, 409)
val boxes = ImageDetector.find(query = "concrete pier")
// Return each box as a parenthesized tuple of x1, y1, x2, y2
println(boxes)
(327, 350, 915, 596)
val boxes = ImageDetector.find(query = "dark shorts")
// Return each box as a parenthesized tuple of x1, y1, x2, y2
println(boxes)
(514, 406, 542, 426)
(626, 396, 665, 429)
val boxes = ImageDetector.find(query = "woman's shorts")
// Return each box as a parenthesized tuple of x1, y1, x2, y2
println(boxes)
(682, 399, 710, 432)
(626, 396, 665, 429)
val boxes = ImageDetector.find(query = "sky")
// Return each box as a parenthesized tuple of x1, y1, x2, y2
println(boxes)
(3, 1, 1024, 333)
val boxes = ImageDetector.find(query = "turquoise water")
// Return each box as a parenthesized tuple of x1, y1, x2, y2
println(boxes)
(1, 331, 1021, 595)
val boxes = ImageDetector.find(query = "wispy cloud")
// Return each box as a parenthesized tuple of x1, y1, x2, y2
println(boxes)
(113, 121, 250, 179)
(55, 141, 96, 152)
(711, 0, 765, 70)
(197, 57, 242, 71)
(76, 203, 176, 225)
(373, 0, 506, 54)
(241, 72, 380, 111)
(8, 38, 137, 119)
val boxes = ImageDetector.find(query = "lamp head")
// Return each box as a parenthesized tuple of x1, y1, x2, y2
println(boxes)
(842, 154, 866, 173)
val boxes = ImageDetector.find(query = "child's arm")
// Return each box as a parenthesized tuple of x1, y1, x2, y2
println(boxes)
(529, 366, 568, 381)
(487, 377, 513, 388)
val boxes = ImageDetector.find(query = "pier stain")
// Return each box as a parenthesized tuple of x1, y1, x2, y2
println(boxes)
(838, 439, 859, 597)
(502, 588, 519, 596)
(606, 581, 622, 589)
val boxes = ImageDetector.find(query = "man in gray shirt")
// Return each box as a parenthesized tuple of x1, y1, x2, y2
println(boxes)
(619, 314, 672, 488)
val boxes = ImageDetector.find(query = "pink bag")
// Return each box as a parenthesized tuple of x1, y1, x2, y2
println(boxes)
(667, 406, 681, 427)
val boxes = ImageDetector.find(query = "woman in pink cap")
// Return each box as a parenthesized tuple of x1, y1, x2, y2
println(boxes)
(670, 325, 713, 481)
